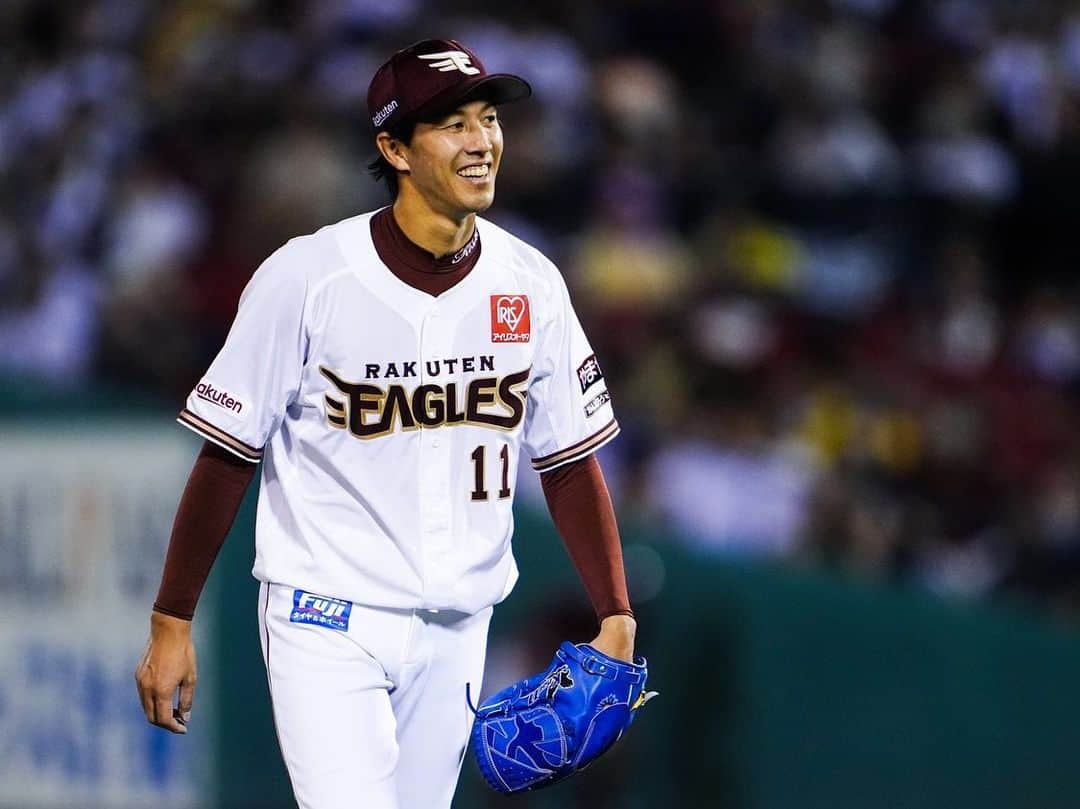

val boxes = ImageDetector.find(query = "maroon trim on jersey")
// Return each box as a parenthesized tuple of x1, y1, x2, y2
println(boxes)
(153, 441, 257, 620)
(540, 454, 634, 622)
(532, 419, 620, 472)
(370, 206, 481, 296)
(177, 408, 263, 462)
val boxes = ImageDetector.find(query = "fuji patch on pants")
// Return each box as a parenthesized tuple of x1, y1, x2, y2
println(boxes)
(290, 590, 352, 631)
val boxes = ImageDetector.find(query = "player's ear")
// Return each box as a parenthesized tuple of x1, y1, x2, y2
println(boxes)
(376, 132, 410, 172)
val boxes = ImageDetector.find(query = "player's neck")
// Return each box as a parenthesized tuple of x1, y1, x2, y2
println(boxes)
(391, 194, 476, 260)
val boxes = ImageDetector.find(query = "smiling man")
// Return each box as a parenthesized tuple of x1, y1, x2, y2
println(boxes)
(135, 39, 635, 809)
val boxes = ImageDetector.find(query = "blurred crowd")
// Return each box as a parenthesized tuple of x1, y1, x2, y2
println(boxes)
(5, 0, 1080, 616)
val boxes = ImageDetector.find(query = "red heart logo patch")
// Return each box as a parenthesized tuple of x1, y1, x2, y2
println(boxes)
(491, 295, 531, 342)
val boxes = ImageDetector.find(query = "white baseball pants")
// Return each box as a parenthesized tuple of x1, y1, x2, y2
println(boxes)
(257, 582, 492, 809)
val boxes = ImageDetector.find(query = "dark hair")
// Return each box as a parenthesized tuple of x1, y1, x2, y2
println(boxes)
(367, 121, 416, 198)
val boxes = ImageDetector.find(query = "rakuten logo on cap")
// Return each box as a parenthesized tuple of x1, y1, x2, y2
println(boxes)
(491, 295, 531, 342)
(372, 99, 398, 126)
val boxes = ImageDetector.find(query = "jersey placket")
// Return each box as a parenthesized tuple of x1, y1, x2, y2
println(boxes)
(417, 304, 455, 606)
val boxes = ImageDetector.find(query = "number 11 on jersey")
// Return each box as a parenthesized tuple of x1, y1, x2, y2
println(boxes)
(470, 444, 511, 501)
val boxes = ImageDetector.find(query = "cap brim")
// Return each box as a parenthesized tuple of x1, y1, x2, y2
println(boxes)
(414, 74, 532, 123)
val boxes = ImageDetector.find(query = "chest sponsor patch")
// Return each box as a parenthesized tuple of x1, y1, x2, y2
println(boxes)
(290, 590, 352, 631)
(584, 389, 611, 418)
(577, 354, 604, 394)
(491, 295, 531, 343)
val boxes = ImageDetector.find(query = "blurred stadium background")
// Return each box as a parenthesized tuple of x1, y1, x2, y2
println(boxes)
(3, 0, 1080, 806)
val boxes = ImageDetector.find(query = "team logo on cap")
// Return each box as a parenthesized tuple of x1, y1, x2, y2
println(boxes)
(419, 50, 480, 75)
(491, 295, 531, 342)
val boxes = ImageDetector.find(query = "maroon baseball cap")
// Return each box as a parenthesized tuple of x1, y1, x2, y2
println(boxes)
(367, 39, 531, 133)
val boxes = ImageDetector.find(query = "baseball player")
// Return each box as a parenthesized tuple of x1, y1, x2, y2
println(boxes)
(135, 39, 636, 809)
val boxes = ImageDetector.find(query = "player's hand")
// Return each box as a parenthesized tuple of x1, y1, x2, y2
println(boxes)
(588, 614, 636, 663)
(135, 612, 197, 734)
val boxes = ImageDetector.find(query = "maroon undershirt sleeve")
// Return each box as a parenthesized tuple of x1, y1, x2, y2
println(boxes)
(152, 440, 258, 620)
(540, 454, 634, 622)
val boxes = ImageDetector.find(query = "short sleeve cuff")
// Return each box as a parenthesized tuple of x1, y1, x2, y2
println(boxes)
(177, 408, 263, 463)
(531, 419, 619, 473)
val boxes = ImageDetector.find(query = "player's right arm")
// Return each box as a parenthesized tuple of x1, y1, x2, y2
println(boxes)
(136, 240, 310, 733)
(135, 440, 257, 733)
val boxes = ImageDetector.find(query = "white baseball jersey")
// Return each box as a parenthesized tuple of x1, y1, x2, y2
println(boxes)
(178, 210, 618, 615)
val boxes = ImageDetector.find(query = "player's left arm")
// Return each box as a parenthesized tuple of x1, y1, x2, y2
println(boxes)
(521, 261, 632, 657)
(540, 453, 635, 662)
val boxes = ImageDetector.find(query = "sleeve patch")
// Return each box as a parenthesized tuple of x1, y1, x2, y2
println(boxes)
(577, 354, 604, 394)
(584, 389, 611, 418)
(194, 380, 247, 416)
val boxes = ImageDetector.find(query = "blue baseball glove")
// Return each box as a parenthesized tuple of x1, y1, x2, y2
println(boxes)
(469, 641, 657, 794)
